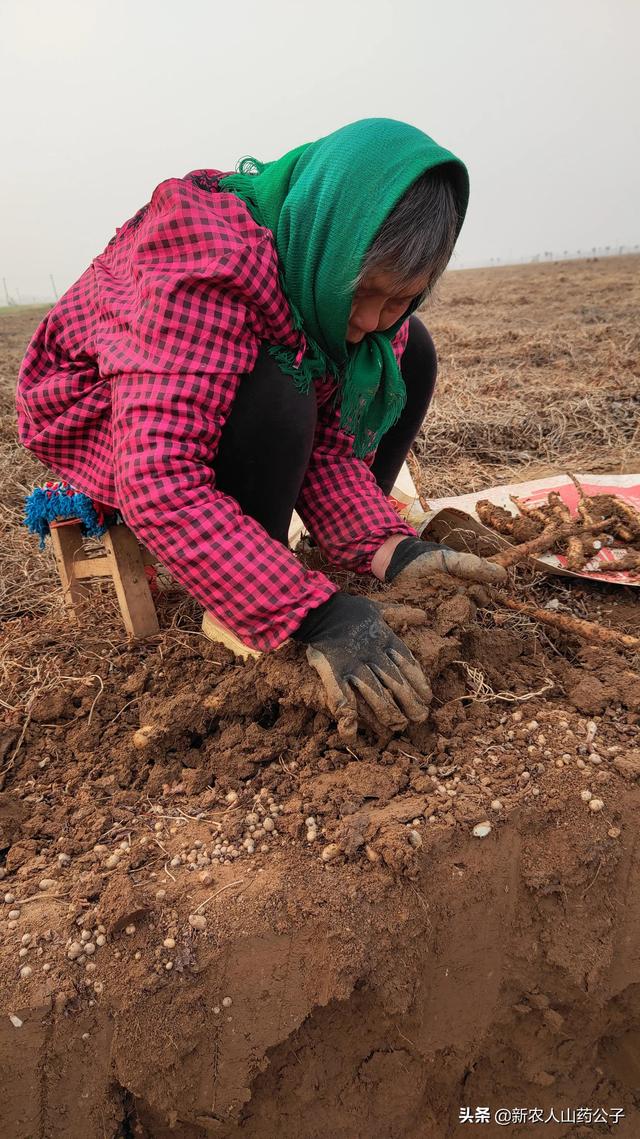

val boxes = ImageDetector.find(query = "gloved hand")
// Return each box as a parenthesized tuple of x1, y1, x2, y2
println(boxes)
(385, 536, 508, 586)
(291, 592, 431, 741)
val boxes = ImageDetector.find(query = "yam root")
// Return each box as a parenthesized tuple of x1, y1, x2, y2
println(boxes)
(593, 495, 640, 539)
(589, 552, 640, 575)
(488, 590, 640, 651)
(590, 503, 635, 543)
(547, 491, 573, 524)
(478, 479, 639, 570)
(611, 499, 640, 537)
(565, 474, 640, 543)
(489, 517, 616, 568)
(509, 495, 549, 529)
(476, 500, 514, 533)
(565, 536, 587, 571)
(476, 499, 539, 543)
(565, 471, 594, 525)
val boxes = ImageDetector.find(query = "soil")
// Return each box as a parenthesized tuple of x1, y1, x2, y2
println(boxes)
(1, 259, 639, 1138)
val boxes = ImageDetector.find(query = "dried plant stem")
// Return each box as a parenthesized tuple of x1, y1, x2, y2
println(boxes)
(191, 879, 244, 914)
(452, 660, 554, 704)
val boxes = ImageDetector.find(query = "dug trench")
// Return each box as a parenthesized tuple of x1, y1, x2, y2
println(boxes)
(1, 571, 640, 1139)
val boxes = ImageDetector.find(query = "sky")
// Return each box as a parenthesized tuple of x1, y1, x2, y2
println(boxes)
(1, 0, 639, 301)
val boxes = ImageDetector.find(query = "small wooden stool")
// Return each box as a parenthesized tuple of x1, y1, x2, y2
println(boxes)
(49, 519, 160, 638)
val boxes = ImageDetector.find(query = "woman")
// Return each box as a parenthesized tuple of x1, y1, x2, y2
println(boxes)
(16, 117, 505, 741)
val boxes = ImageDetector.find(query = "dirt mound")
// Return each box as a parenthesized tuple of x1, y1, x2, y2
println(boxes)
(1, 571, 640, 1137)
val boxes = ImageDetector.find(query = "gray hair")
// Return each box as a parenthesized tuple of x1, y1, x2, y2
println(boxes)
(348, 164, 461, 298)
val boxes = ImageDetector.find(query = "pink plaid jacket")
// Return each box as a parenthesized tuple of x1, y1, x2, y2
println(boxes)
(17, 170, 415, 650)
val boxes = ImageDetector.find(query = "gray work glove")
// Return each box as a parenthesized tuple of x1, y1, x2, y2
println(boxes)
(385, 536, 508, 586)
(292, 593, 431, 741)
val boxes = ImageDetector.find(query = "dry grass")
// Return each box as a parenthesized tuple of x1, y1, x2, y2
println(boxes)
(0, 306, 61, 622)
(414, 255, 640, 499)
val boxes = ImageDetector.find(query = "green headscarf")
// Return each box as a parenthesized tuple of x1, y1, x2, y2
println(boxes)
(219, 118, 468, 457)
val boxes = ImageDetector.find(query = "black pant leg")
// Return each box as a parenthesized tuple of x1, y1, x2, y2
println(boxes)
(215, 318, 435, 545)
(214, 344, 318, 546)
(370, 314, 438, 495)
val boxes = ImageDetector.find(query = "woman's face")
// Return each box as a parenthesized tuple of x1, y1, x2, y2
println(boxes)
(346, 268, 430, 344)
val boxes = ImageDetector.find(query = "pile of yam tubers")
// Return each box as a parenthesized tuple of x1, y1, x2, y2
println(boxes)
(477, 473, 640, 574)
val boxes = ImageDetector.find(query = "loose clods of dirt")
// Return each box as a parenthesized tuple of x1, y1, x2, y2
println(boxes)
(2, 261, 640, 1137)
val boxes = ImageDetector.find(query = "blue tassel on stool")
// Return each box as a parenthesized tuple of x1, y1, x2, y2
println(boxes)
(24, 481, 117, 549)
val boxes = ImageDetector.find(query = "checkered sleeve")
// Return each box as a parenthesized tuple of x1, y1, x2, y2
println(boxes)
(108, 187, 337, 650)
(112, 368, 337, 650)
(296, 322, 416, 573)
